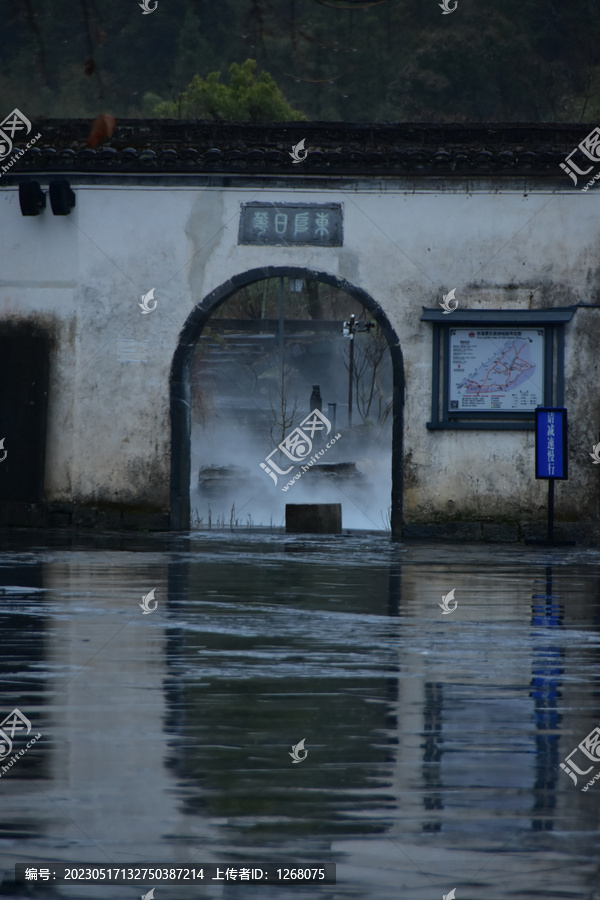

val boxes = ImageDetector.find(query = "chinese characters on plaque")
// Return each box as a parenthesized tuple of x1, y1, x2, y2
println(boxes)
(238, 203, 343, 246)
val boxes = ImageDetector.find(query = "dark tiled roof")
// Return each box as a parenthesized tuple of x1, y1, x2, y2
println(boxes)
(7, 119, 594, 177)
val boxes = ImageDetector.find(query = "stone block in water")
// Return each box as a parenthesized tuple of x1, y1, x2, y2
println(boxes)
(285, 503, 342, 534)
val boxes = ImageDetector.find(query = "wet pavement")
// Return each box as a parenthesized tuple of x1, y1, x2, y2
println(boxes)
(1, 528, 600, 900)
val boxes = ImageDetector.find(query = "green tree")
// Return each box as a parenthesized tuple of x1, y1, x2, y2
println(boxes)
(146, 58, 305, 121)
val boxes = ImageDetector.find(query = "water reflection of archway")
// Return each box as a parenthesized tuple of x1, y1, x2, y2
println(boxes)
(170, 267, 405, 539)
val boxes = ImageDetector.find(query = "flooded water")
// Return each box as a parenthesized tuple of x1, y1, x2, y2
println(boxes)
(1, 529, 600, 900)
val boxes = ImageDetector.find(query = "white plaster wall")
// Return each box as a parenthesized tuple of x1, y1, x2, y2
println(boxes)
(1, 181, 599, 523)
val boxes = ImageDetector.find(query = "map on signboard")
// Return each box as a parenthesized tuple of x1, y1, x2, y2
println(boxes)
(449, 329, 544, 411)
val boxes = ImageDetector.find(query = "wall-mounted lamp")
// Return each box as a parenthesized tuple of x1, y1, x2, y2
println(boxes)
(49, 180, 75, 215)
(18, 181, 46, 216)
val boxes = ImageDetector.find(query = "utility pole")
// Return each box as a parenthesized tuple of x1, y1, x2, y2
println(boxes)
(342, 315, 375, 428)
(278, 276, 284, 385)
(347, 315, 355, 428)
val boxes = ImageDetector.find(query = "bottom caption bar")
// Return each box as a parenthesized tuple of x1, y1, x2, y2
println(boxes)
(16, 864, 336, 885)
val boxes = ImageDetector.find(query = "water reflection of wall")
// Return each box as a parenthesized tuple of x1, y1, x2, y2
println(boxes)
(0, 563, 48, 883)
(0, 563, 46, 782)
(335, 560, 600, 898)
(164, 548, 399, 847)
(552, 568, 600, 825)
(530, 567, 563, 830)
(41, 559, 179, 858)
(5, 538, 600, 900)
(14, 555, 217, 883)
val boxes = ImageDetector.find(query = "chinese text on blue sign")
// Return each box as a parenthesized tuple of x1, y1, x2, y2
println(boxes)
(535, 408, 567, 479)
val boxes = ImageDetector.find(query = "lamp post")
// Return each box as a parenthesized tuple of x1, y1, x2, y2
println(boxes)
(342, 316, 375, 427)
(347, 315, 355, 427)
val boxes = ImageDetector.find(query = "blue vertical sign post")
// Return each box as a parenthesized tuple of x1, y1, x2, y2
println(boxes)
(535, 408, 568, 542)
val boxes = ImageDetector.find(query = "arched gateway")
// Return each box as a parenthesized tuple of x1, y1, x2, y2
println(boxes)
(170, 266, 405, 539)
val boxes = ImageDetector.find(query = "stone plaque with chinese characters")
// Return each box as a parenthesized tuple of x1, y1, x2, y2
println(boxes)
(238, 202, 343, 246)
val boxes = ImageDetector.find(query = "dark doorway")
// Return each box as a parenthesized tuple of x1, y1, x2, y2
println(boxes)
(170, 268, 405, 539)
(0, 322, 50, 503)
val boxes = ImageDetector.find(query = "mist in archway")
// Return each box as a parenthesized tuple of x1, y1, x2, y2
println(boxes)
(189, 278, 393, 531)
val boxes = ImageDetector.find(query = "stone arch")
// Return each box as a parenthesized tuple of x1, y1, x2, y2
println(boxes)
(170, 266, 405, 539)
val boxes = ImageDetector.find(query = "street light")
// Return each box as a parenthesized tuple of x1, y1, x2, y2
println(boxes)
(342, 315, 375, 427)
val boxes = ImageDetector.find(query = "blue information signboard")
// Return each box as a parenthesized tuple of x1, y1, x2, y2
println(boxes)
(535, 407, 568, 480)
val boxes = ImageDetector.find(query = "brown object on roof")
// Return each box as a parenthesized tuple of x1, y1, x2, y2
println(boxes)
(86, 114, 116, 149)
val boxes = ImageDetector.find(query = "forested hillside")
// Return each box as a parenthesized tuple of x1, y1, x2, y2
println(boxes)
(3, 0, 600, 122)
